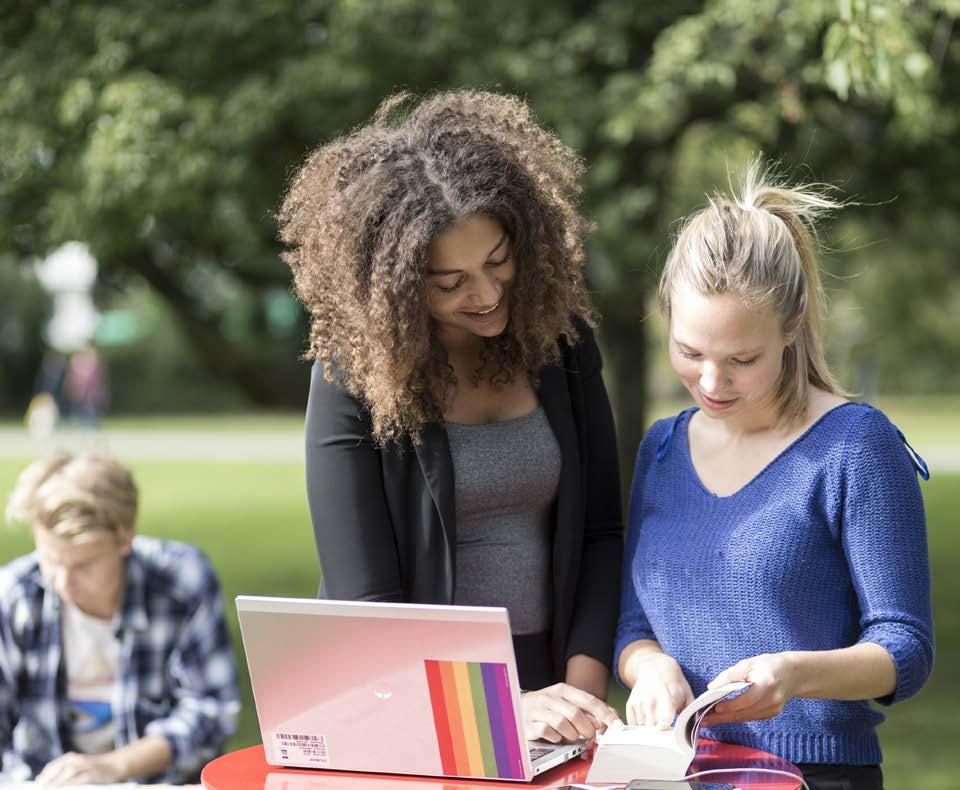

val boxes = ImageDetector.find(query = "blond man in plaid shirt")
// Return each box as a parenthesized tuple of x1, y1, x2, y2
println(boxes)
(1, 453, 240, 785)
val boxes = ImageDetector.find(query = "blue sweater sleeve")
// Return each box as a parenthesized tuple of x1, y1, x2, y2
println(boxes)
(613, 419, 670, 684)
(840, 406, 934, 705)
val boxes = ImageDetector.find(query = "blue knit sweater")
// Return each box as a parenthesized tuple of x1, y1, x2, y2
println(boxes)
(615, 402, 934, 766)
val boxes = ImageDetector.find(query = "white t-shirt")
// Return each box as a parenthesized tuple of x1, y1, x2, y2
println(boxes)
(61, 601, 120, 754)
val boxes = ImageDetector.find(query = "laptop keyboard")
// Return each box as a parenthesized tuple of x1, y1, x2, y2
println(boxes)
(528, 746, 553, 761)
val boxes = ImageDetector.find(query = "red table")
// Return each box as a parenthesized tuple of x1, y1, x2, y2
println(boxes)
(202, 740, 803, 789)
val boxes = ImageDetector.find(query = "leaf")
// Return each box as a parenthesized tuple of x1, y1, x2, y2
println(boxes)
(826, 58, 852, 101)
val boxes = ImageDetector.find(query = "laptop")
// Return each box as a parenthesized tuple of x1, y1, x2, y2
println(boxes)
(235, 596, 591, 782)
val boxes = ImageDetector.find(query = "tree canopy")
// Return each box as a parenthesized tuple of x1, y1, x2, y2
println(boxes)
(2, 1, 957, 458)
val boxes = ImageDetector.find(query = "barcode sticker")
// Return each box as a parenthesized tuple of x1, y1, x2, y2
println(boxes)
(273, 731, 330, 766)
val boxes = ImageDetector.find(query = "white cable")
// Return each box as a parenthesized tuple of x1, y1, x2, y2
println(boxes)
(684, 766, 810, 790)
(564, 766, 810, 790)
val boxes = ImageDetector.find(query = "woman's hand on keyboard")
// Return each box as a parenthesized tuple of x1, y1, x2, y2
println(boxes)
(521, 683, 621, 743)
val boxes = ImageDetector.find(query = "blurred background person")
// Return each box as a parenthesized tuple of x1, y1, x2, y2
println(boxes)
(33, 349, 68, 416)
(1, 453, 240, 785)
(65, 344, 109, 427)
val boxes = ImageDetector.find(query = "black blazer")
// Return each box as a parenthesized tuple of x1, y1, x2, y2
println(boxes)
(304, 324, 623, 676)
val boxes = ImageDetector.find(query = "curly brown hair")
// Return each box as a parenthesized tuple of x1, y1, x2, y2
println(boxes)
(279, 90, 596, 443)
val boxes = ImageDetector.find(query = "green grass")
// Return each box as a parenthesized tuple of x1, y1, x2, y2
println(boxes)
(870, 396, 960, 448)
(99, 413, 306, 434)
(0, 412, 305, 434)
(0, 433, 956, 786)
(3, 394, 959, 444)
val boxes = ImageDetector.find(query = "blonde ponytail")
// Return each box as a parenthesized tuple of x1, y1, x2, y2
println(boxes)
(659, 160, 848, 424)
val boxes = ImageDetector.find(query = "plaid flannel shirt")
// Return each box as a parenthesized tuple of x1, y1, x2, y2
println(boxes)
(0, 536, 240, 783)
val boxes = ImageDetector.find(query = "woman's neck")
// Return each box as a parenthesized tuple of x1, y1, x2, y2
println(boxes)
(710, 399, 792, 441)
(437, 326, 485, 360)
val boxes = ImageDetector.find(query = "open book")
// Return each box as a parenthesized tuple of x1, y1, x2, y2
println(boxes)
(586, 681, 749, 783)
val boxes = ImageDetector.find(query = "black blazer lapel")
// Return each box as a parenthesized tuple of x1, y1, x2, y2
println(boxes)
(539, 362, 583, 669)
(414, 422, 457, 598)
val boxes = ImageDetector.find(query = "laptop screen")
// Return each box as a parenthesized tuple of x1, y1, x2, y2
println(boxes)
(236, 596, 531, 781)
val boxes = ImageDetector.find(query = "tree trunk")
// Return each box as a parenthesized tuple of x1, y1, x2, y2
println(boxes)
(595, 289, 648, 513)
(126, 255, 308, 409)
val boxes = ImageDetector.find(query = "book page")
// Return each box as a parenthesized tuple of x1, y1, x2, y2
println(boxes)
(673, 681, 749, 752)
(594, 721, 678, 749)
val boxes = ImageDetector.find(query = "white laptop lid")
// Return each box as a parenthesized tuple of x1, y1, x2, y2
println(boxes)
(236, 596, 534, 781)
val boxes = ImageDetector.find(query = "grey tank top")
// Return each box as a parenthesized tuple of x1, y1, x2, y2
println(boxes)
(445, 405, 561, 635)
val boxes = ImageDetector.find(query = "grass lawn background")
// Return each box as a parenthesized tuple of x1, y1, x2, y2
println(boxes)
(4, 394, 958, 446)
(0, 400, 956, 787)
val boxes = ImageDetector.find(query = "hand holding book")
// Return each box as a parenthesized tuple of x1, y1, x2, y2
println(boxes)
(703, 642, 899, 726)
(703, 652, 801, 726)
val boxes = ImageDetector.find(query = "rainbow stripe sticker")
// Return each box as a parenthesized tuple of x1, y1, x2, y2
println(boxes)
(424, 659, 525, 779)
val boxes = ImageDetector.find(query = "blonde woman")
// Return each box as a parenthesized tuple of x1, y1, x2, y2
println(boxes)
(616, 166, 933, 790)
(279, 91, 622, 743)
(0, 454, 239, 785)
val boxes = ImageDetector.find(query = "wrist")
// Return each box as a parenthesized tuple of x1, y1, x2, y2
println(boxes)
(102, 748, 130, 781)
(624, 647, 674, 686)
(780, 650, 809, 698)
(566, 654, 610, 700)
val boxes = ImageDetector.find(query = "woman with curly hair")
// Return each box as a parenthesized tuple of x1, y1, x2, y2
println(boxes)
(279, 90, 623, 743)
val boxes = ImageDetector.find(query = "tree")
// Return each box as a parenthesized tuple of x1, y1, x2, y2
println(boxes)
(2, 1, 956, 458)
(0, 255, 50, 412)
(491, 0, 958, 469)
